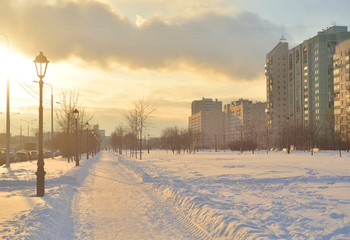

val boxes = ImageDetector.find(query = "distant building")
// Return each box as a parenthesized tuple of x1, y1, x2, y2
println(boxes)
(224, 99, 266, 148)
(333, 38, 350, 142)
(265, 37, 289, 149)
(189, 98, 265, 150)
(189, 98, 224, 149)
(191, 98, 222, 115)
(266, 26, 350, 149)
(93, 124, 107, 149)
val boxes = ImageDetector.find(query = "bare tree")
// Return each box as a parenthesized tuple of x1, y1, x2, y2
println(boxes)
(111, 124, 127, 154)
(127, 107, 139, 159)
(127, 97, 156, 160)
(161, 127, 181, 154)
(180, 128, 193, 153)
(54, 90, 93, 161)
(124, 131, 137, 157)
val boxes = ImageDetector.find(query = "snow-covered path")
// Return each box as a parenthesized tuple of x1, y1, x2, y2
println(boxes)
(70, 151, 194, 240)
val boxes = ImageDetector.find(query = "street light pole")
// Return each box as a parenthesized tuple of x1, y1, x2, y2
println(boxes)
(147, 133, 150, 154)
(33, 81, 54, 158)
(286, 117, 290, 154)
(92, 129, 95, 156)
(0, 33, 10, 167)
(240, 124, 243, 154)
(46, 83, 54, 159)
(214, 130, 217, 152)
(86, 122, 89, 159)
(34, 51, 49, 197)
(73, 108, 79, 166)
(20, 119, 36, 144)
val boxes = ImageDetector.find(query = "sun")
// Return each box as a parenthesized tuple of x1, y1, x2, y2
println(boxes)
(0, 45, 40, 112)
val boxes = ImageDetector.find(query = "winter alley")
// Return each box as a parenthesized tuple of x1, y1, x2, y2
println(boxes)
(69, 151, 196, 240)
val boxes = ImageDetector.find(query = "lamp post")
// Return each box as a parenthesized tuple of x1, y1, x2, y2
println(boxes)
(286, 117, 290, 154)
(73, 108, 79, 166)
(20, 118, 36, 144)
(147, 133, 150, 154)
(85, 122, 89, 159)
(92, 129, 95, 156)
(214, 130, 217, 152)
(34, 81, 54, 158)
(240, 124, 243, 154)
(265, 108, 272, 154)
(44, 83, 54, 159)
(34, 51, 49, 197)
(0, 33, 10, 167)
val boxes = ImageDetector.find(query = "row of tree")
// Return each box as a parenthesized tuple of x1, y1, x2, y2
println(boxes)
(110, 97, 156, 159)
(48, 90, 100, 161)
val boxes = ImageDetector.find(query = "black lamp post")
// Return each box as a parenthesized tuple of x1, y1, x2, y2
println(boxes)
(240, 124, 243, 154)
(92, 129, 95, 155)
(85, 122, 89, 159)
(34, 52, 49, 197)
(214, 130, 217, 152)
(73, 108, 79, 166)
(286, 117, 290, 154)
(147, 133, 150, 154)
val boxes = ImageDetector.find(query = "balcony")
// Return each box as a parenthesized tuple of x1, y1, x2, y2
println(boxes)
(346, 82, 350, 90)
(334, 69, 340, 76)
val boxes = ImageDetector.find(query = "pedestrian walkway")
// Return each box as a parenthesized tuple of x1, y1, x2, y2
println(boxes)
(70, 151, 193, 239)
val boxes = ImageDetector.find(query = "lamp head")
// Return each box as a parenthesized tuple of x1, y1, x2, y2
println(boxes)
(73, 108, 79, 119)
(33, 52, 49, 78)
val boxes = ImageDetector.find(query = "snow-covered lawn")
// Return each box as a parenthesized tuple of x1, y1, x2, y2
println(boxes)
(120, 150, 350, 239)
(0, 150, 350, 239)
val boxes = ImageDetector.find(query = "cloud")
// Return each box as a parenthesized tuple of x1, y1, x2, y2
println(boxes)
(0, 0, 283, 81)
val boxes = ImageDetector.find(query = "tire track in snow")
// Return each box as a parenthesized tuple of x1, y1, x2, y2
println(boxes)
(115, 153, 213, 240)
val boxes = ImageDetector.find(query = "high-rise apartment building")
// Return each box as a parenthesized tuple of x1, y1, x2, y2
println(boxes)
(224, 99, 266, 148)
(189, 98, 224, 149)
(188, 98, 224, 149)
(333, 38, 350, 142)
(191, 98, 222, 115)
(265, 37, 289, 148)
(267, 26, 350, 149)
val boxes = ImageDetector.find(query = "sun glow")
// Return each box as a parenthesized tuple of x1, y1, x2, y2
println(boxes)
(0, 45, 41, 113)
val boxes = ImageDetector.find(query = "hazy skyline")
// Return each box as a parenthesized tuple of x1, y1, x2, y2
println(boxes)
(0, 0, 349, 136)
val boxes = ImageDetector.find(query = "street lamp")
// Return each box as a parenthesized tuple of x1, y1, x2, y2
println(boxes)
(33, 51, 49, 197)
(20, 118, 36, 144)
(265, 108, 273, 154)
(73, 108, 79, 166)
(147, 133, 150, 154)
(240, 124, 243, 154)
(85, 122, 89, 159)
(92, 129, 95, 156)
(286, 117, 290, 154)
(0, 33, 10, 167)
(214, 130, 217, 152)
(34, 82, 54, 159)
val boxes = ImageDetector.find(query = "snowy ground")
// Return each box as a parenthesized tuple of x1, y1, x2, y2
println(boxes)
(0, 150, 350, 239)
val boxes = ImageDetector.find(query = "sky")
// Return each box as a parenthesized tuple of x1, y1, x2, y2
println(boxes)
(0, 0, 350, 137)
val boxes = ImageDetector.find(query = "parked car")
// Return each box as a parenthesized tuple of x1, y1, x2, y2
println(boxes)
(29, 150, 38, 160)
(15, 151, 29, 162)
(0, 149, 5, 165)
(44, 151, 52, 158)
(54, 151, 61, 157)
(23, 150, 31, 160)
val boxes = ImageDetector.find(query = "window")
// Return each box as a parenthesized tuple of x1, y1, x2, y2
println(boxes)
(296, 50, 300, 64)
(303, 47, 307, 64)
